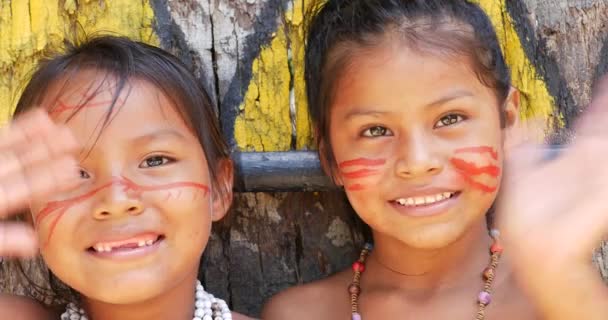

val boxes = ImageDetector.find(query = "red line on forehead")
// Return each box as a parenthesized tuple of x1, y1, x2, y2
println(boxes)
(339, 158, 386, 169)
(453, 146, 498, 160)
(49, 97, 126, 116)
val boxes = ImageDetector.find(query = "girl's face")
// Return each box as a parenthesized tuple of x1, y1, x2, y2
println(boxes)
(327, 43, 518, 249)
(29, 72, 232, 304)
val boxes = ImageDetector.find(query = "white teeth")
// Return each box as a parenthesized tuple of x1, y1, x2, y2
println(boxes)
(395, 193, 454, 207)
(94, 244, 112, 252)
(93, 238, 157, 252)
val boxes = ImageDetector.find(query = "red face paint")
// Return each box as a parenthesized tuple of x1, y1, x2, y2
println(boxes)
(50, 97, 125, 116)
(449, 158, 500, 177)
(36, 176, 210, 246)
(338, 158, 386, 191)
(346, 184, 366, 191)
(341, 168, 380, 179)
(454, 146, 498, 160)
(339, 158, 386, 169)
(450, 146, 500, 193)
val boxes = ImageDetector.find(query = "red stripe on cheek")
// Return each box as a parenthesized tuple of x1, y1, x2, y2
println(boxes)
(449, 158, 500, 177)
(461, 175, 498, 193)
(346, 184, 367, 191)
(454, 146, 498, 160)
(338, 158, 386, 168)
(341, 168, 380, 179)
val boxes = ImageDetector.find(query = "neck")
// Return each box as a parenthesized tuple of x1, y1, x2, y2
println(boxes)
(367, 218, 494, 293)
(82, 272, 198, 320)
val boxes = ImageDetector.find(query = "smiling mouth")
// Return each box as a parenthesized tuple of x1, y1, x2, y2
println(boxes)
(391, 192, 459, 207)
(88, 235, 165, 253)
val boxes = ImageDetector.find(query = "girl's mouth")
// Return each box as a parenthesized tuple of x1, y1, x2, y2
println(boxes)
(87, 234, 165, 255)
(392, 192, 458, 207)
(389, 191, 461, 217)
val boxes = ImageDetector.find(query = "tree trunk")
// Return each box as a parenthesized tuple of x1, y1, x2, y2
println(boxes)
(0, 0, 607, 317)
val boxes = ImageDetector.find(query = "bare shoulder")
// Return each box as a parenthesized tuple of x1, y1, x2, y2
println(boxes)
(261, 269, 352, 320)
(0, 294, 54, 320)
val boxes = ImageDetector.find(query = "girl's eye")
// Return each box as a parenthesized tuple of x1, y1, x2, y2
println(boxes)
(362, 126, 393, 137)
(435, 114, 465, 128)
(79, 169, 90, 179)
(139, 156, 174, 168)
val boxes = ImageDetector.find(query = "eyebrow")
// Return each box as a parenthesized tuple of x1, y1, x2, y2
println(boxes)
(343, 90, 474, 119)
(425, 90, 474, 109)
(130, 128, 187, 143)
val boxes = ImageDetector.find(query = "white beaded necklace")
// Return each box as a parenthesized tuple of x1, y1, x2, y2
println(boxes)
(60, 280, 232, 320)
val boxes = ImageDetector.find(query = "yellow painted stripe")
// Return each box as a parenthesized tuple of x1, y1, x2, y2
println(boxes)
(234, 28, 293, 151)
(0, 0, 158, 124)
(471, 0, 560, 127)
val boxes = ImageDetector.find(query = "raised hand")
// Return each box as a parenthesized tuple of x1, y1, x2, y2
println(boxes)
(497, 77, 608, 319)
(0, 109, 80, 257)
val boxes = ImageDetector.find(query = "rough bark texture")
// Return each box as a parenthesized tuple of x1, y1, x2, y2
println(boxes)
(1, 0, 607, 318)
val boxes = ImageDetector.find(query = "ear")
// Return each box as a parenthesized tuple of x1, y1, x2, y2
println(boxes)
(319, 140, 344, 186)
(503, 86, 520, 129)
(211, 158, 234, 222)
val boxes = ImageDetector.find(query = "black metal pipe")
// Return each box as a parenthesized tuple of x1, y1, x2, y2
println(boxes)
(233, 151, 334, 192)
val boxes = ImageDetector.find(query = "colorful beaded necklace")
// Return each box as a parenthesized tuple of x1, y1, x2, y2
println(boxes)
(348, 229, 503, 320)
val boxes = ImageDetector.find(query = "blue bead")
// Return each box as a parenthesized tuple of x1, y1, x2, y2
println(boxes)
(364, 243, 373, 250)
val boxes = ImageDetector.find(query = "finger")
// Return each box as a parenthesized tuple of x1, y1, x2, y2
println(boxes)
(0, 223, 38, 257)
(11, 126, 78, 174)
(0, 149, 22, 179)
(573, 75, 608, 138)
(552, 181, 608, 259)
(0, 108, 54, 149)
(0, 156, 80, 218)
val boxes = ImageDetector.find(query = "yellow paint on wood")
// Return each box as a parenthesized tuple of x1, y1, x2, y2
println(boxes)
(235, 0, 317, 152)
(471, 0, 560, 127)
(234, 28, 292, 151)
(0, 0, 158, 124)
(287, 0, 315, 150)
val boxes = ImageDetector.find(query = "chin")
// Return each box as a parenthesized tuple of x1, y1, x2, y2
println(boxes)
(81, 274, 166, 304)
(395, 222, 469, 250)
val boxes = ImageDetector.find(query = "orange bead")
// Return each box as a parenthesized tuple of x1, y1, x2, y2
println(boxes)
(352, 261, 365, 273)
(490, 243, 503, 254)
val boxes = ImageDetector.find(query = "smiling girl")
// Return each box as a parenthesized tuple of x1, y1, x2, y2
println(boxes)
(263, 1, 608, 319)
(0, 36, 251, 320)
